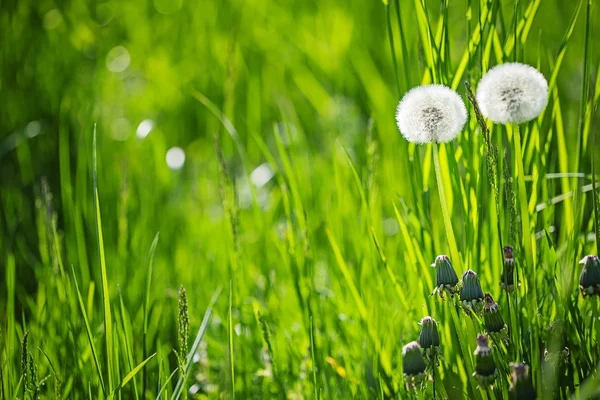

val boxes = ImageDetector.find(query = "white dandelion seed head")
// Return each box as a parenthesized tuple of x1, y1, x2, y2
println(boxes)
(395, 84, 467, 144)
(476, 62, 548, 124)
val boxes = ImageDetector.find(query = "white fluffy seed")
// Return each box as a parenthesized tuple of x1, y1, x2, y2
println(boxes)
(395, 84, 467, 144)
(476, 62, 548, 124)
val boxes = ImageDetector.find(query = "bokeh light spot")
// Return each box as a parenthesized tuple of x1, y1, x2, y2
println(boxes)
(154, 0, 183, 15)
(166, 147, 185, 170)
(43, 9, 63, 30)
(106, 46, 130, 72)
(110, 118, 131, 141)
(25, 121, 41, 138)
(250, 163, 274, 188)
(136, 119, 154, 139)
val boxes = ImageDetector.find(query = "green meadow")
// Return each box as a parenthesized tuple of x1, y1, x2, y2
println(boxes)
(1, 0, 599, 398)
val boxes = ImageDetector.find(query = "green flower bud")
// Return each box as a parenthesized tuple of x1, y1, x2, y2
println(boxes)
(418, 316, 440, 349)
(579, 255, 600, 297)
(417, 316, 441, 364)
(431, 255, 459, 297)
(460, 270, 484, 311)
(509, 362, 536, 399)
(402, 341, 427, 390)
(484, 293, 507, 334)
(501, 245, 516, 292)
(473, 334, 497, 386)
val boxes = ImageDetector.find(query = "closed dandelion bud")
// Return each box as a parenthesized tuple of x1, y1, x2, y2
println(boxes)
(476, 63, 548, 124)
(484, 294, 507, 334)
(432, 255, 459, 297)
(396, 85, 467, 144)
(473, 334, 497, 386)
(418, 317, 440, 362)
(579, 255, 600, 297)
(509, 362, 536, 399)
(460, 270, 484, 311)
(501, 245, 516, 292)
(402, 341, 427, 389)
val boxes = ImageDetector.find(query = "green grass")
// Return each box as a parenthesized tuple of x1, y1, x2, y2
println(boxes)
(1, 0, 600, 398)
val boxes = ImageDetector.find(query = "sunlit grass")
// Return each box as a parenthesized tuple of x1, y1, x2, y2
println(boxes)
(1, 0, 599, 398)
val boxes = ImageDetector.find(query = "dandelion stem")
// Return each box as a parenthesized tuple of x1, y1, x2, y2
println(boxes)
(432, 356, 436, 399)
(591, 299, 598, 362)
(512, 123, 542, 393)
(432, 143, 461, 268)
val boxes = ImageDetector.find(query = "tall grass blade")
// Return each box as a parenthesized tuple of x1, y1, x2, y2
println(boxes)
(228, 280, 235, 400)
(70, 264, 106, 394)
(143, 232, 160, 396)
(92, 125, 115, 392)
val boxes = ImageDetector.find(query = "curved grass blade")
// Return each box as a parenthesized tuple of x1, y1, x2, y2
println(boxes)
(70, 264, 106, 394)
(92, 125, 114, 392)
(155, 369, 178, 400)
(106, 354, 156, 400)
(325, 228, 367, 319)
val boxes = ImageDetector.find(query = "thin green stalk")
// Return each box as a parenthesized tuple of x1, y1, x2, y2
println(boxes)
(386, 1, 401, 97)
(575, 0, 592, 170)
(143, 232, 160, 398)
(92, 125, 114, 393)
(170, 286, 222, 400)
(512, 123, 541, 392)
(432, 143, 461, 268)
(229, 280, 235, 400)
(448, 304, 481, 400)
(310, 316, 319, 400)
(394, 0, 411, 91)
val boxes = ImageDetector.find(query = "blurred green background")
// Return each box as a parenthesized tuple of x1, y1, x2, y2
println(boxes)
(1, 0, 598, 397)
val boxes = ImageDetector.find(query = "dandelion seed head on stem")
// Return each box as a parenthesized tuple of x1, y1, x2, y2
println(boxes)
(476, 62, 548, 124)
(396, 84, 467, 144)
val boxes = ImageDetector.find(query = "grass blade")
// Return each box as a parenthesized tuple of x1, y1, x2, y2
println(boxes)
(325, 228, 367, 320)
(228, 280, 235, 400)
(155, 369, 178, 400)
(143, 232, 160, 396)
(432, 143, 462, 268)
(92, 125, 114, 392)
(107, 354, 156, 400)
(70, 264, 106, 394)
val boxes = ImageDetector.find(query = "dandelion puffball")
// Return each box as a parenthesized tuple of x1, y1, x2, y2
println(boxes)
(396, 84, 467, 144)
(476, 62, 548, 124)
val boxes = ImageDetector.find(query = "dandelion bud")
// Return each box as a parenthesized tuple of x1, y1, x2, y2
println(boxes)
(501, 245, 516, 292)
(476, 63, 548, 124)
(396, 85, 467, 144)
(431, 255, 459, 297)
(579, 255, 600, 297)
(473, 334, 497, 386)
(460, 270, 484, 311)
(402, 341, 427, 390)
(484, 293, 507, 334)
(509, 362, 536, 399)
(418, 317, 440, 362)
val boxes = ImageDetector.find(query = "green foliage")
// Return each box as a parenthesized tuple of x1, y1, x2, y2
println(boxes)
(1, 0, 599, 398)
